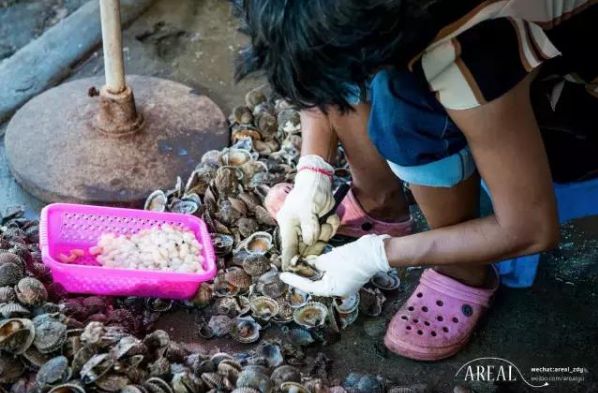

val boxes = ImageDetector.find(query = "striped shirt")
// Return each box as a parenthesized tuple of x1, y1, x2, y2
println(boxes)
(409, 0, 598, 110)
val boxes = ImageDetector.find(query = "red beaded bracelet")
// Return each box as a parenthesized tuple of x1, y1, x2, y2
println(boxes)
(297, 166, 334, 178)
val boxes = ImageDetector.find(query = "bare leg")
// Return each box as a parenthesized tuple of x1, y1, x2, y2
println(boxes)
(328, 104, 410, 222)
(409, 173, 491, 287)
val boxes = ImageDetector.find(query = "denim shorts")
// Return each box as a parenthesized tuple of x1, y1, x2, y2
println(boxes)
(346, 68, 476, 188)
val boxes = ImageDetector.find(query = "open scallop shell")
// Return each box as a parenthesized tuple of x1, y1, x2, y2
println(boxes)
(249, 296, 280, 322)
(287, 257, 323, 281)
(144, 190, 168, 212)
(230, 316, 261, 344)
(292, 302, 328, 330)
(240, 232, 273, 255)
(286, 288, 311, 309)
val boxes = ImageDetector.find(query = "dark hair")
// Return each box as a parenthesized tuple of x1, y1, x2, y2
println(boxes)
(234, 0, 439, 111)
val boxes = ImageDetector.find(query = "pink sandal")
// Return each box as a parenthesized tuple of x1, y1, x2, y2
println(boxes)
(384, 268, 499, 361)
(264, 182, 413, 237)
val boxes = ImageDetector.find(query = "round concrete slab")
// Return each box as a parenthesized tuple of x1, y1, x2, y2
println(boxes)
(5, 75, 228, 206)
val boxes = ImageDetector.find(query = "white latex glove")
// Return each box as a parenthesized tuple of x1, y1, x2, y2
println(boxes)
(279, 234, 390, 297)
(277, 155, 340, 267)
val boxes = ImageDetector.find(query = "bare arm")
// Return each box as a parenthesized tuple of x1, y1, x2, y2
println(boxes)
(384, 75, 560, 267)
(300, 108, 338, 163)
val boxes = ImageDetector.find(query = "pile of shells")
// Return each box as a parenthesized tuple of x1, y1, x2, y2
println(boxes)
(0, 206, 424, 393)
(0, 87, 420, 393)
(142, 86, 402, 344)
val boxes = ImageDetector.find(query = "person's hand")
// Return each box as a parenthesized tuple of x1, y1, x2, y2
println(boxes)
(277, 155, 340, 268)
(279, 234, 390, 297)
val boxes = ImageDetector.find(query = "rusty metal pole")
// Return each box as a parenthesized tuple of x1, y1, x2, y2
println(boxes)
(99, 0, 126, 94)
(96, 0, 143, 136)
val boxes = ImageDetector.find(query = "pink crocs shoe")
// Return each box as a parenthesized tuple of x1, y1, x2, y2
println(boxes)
(384, 268, 499, 361)
(264, 182, 413, 238)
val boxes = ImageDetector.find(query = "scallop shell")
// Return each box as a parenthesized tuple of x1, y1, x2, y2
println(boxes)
(214, 272, 240, 297)
(333, 292, 360, 314)
(254, 206, 277, 226)
(221, 148, 254, 167)
(237, 191, 261, 212)
(214, 296, 243, 317)
(145, 376, 175, 393)
(241, 231, 273, 255)
(256, 340, 284, 368)
(231, 388, 261, 393)
(217, 358, 242, 379)
(22, 346, 51, 368)
(169, 196, 201, 215)
(255, 111, 278, 138)
(15, 276, 48, 306)
(0, 252, 25, 270)
(225, 267, 252, 292)
(256, 270, 287, 298)
(185, 166, 214, 196)
(281, 382, 310, 393)
(277, 108, 301, 135)
(293, 302, 328, 329)
(359, 287, 386, 317)
(0, 262, 24, 286)
(0, 301, 30, 318)
(240, 161, 269, 186)
(208, 315, 233, 337)
(244, 87, 267, 110)
(242, 254, 271, 277)
(201, 371, 226, 389)
(338, 308, 359, 329)
(370, 269, 401, 291)
(47, 382, 86, 393)
(286, 288, 311, 309)
(271, 365, 302, 387)
(0, 318, 35, 355)
(214, 166, 242, 197)
(0, 353, 25, 383)
(237, 217, 260, 238)
(33, 315, 67, 354)
(236, 365, 273, 393)
(282, 326, 315, 347)
(144, 190, 168, 212)
(201, 149, 223, 167)
(36, 356, 72, 388)
(249, 296, 280, 321)
(272, 299, 294, 324)
(231, 105, 254, 125)
(230, 316, 261, 344)
(190, 282, 213, 308)
(96, 373, 131, 392)
(286, 258, 323, 281)
(0, 285, 16, 303)
(216, 198, 243, 225)
(232, 127, 263, 144)
(211, 233, 235, 256)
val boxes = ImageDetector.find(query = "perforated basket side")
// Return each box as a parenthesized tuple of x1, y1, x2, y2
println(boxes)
(40, 203, 218, 299)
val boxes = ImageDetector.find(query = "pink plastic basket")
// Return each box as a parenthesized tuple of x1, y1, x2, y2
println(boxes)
(40, 203, 217, 299)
